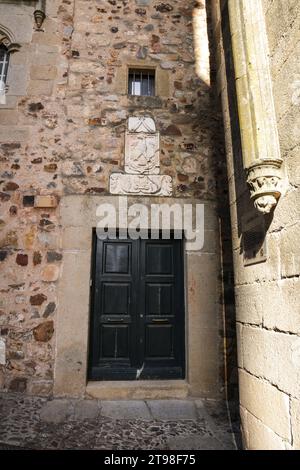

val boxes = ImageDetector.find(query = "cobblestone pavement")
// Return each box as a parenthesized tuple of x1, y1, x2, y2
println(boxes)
(0, 393, 240, 450)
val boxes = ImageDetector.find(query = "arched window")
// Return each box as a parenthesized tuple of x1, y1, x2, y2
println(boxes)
(0, 44, 9, 86)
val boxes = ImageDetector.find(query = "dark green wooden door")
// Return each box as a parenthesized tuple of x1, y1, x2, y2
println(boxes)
(88, 233, 185, 380)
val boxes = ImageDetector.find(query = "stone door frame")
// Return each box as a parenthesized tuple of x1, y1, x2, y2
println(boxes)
(53, 195, 222, 399)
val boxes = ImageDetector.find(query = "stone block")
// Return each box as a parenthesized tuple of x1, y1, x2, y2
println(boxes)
(62, 226, 91, 251)
(239, 370, 290, 439)
(33, 321, 54, 342)
(34, 195, 58, 208)
(167, 435, 228, 450)
(27, 80, 54, 96)
(7, 65, 29, 96)
(30, 293, 47, 306)
(235, 284, 263, 325)
(37, 231, 60, 250)
(0, 95, 18, 110)
(40, 399, 73, 424)
(30, 65, 58, 80)
(242, 326, 300, 397)
(41, 265, 60, 282)
(0, 110, 19, 125)
(277, 105, 300, 157)
(73, 400, 100, 420)
(280, 223, 300, 278)
(28, 380, 53, 397)
(236, 322, 243, 369)
(233, 232, 281, 286)
(32, 46, 59, 66)
(291, 398, 300, 449)
(54, 251, 91, 397)
(262, 278, 300, 335)
(147, 400, 197, 420)
(186, 252, 221, 329)
(0, 126, 29, 142)
(264, 0, 300, 59)
(100, 401, 151, 420)
(115, 65, 128, 94)
(156, 68, 170, 97)
(32, 32, 60, 46)
(285, 149, 300, 188)
(0, 10, 34, 44)
(86, 380, 188, 400)
(245, 409, 287, 450)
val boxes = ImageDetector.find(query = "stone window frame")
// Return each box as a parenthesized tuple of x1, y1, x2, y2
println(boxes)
(0, 43, 10, 90)
(128, 67, 156, 97)
(115, 62, 170, 98)
(0, 25, 22, 109)
(0, 28, 21, 88)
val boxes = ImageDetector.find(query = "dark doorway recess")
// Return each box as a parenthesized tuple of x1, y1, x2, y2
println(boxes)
(88, 232, 185, 381)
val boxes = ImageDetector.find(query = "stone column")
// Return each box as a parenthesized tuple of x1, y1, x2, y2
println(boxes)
(228, 0, 284, 213)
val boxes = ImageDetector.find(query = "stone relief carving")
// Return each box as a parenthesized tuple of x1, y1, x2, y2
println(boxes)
(110, 174, 172, 196)
(128, 116, 156, 133)
(110, 116, 173, 196)
(125, 132, 160, 175)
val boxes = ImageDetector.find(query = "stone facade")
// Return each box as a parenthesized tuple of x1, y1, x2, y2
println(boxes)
(210, 0, 300, 450)
(4, 0, 298, 451)
(0, 0, 232, 402)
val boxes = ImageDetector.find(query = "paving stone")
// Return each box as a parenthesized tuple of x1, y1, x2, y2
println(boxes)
(39, 399, 73, 424)
(167, 435, 227, 450)
(100, 400, 151, 420)
(73, 400, 100, 421)
(147, 400, 197, 420)
(0, 394, 239, 449)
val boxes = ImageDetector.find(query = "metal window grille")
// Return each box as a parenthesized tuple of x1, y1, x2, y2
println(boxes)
(128, 69, 155, 96)
(0, 45, 9, 85)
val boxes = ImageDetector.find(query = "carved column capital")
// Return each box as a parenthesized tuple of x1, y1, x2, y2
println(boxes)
(246, 160, 283, 214)
(228, 0, 284, 213)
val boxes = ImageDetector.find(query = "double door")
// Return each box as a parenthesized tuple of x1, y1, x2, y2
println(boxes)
(89, 234, 185, 380)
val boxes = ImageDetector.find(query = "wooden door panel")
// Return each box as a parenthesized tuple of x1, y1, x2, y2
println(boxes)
(100, 325, 130, 360)
(101, 282, 131, 316)
(146, 283, 173, 316)
(145, 243, 174, 275)
(103, 242, 131, 274)
(145, 325, 174, 359)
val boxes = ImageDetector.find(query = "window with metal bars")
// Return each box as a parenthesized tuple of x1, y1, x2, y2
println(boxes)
(128, 68, 155, 97)
(0, 45, 9, 88)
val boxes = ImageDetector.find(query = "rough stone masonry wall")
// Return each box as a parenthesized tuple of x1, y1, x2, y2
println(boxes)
(0, 0, 68, 397)
(0, 1, 226, 398)
(211, 0, 300, 450)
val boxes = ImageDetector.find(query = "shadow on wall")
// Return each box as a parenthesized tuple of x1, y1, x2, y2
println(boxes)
(214, 0, 276, 447)
(192, 0, 241, 434)
(203, 0, 245, 445)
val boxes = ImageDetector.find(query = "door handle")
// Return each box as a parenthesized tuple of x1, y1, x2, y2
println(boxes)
(152, 318, 168, 323)
(107, 318, 124, 323)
